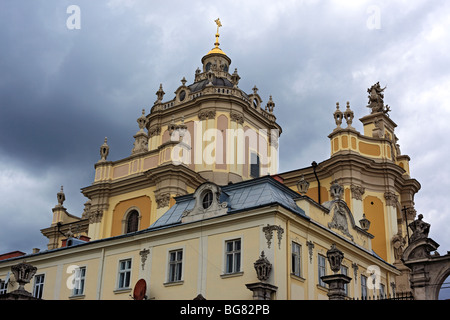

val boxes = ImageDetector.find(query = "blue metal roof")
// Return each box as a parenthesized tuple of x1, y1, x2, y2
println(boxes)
(149, 176, 307, 230)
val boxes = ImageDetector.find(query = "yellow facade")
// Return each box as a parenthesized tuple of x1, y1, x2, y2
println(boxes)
(0, 25, 419, 302)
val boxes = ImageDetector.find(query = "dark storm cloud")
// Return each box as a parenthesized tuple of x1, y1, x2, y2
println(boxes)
(0, 0, 449, 269)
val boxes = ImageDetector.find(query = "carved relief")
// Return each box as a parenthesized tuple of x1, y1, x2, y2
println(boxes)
(198, 109, 216, 120)
(263, 225, 284, 249)
(306, 241, 314, 263)
(148, 126, 161, 138)
(88, 209, 103, 224)
(139, 248, 150, 271)
(384, 191, 399, 207)
(352, 263, 359, 283)
(328, 202, 354, 241)
(230, 111, 244, 124)
(350, 184, 365, 200)
(155, 193, 171, 209)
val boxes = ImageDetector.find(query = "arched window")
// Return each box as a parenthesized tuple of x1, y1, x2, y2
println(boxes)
(126, 210, 139, 233)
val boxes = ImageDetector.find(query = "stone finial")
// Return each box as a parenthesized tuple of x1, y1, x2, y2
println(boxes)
(343, 101, 354, 128)
(326, 244, 344, 274)
(252, 85, 258, 95)
(334, 102, 343, 129)
(181, 77, 187, 87)
(137, 109, 147, 131)
(266, 96, 275, 114)
(254, 251, 272, 282)
(359, 213, 371, 231)
(155, 83, 165, 103)
(11, 262, 37, 295)
(330, 180, 343, 200)
(100, 137, 109, 161)
(296, 175, 310, 195)
(231, 68, 240, 87)
(132, 109, 149, 155)
(408, 214, 431, 243)
(57, 186, 65, 206)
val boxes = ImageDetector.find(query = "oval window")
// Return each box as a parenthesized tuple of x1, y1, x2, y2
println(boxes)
(202, 191, 213, 209)
(253, 99, 258, 108)
(179, 90, 186, 101)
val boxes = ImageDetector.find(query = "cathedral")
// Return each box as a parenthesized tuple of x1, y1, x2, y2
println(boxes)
(0, 19, 438, 300)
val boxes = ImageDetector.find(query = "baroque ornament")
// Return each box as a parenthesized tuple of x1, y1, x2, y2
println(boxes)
(328, 202, 354, 241)
(263, 225, 284, 249)
(155, 193, 171, 209)
(366, 82, 391, 115)
(384, 191, 399, 207)
(350, 184, 365, 200)
(254, 251, 272, 282)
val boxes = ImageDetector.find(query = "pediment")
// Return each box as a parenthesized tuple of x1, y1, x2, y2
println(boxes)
(181, 182, 228, 223)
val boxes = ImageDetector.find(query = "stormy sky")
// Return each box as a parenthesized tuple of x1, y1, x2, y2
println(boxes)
(1, 0, 449, 295)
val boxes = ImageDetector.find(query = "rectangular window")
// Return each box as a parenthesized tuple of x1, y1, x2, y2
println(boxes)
(361, 275, 368, 299)
(250, 153, 260, 178)
(318, 254, 327, 287)
(291, 242, 302, 277)
(341, 266, 348, 296)
(73, 266, 86, 296)
(0, 280, 7, 295)
(33, 274, 45, 299)
(168, 249, 183, 282)
(225, 239, 241, 274)
(118, 259, 132, 289)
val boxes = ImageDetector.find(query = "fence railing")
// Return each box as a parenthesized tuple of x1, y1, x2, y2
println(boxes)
(346, 291, 414, 300)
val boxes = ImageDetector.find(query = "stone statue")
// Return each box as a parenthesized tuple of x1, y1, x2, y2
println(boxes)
(366, 82, 390, 115)
(392, 232, 407, 261)
(408, 214, 430, 243)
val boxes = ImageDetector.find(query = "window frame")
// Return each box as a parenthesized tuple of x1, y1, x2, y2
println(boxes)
(125, 209, 140, 234)
(167, 249, 184, 283)
(72, 266, 86, 297)
(291, 242, 302, 277)
(117, 258, 132, 290)
(318, 254, 327, 287)
(33, 273, 45, 299)
(341, 265, 349, 296)
(361, 274, 368, 299)
(0, 279, 8, 295)
(224, 239, 241, 274)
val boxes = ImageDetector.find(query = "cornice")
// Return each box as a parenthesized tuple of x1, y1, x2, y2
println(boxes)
(279, 153, 421, 195)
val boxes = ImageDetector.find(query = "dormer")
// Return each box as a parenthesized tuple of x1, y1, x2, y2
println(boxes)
(181, 182, 229, 223)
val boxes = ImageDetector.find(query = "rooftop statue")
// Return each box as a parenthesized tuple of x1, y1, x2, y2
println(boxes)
(408, 214, 431, 243)
(366, 82, 391, 115)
